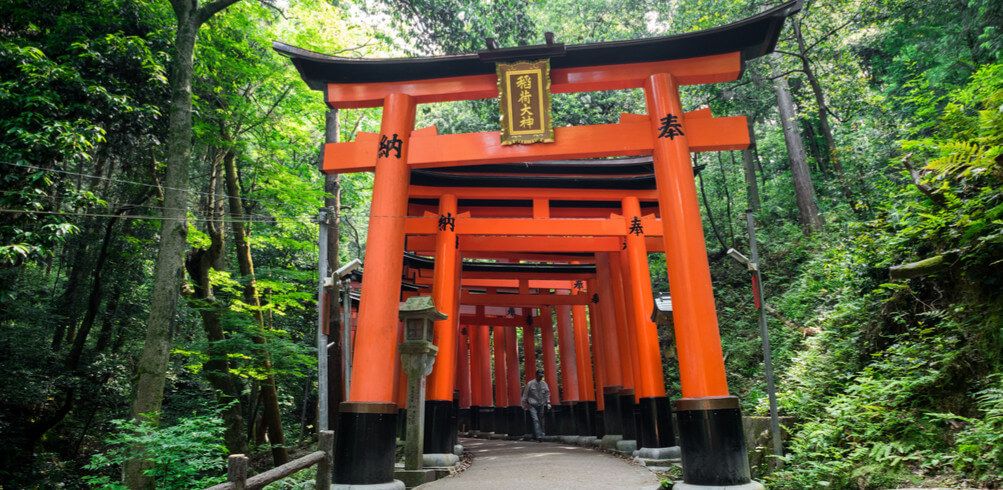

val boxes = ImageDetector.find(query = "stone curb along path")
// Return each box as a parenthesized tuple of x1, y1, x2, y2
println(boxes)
(417, 437, 663, 489)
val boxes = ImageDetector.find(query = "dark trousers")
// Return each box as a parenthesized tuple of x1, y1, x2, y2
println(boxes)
(528, 404, 546, 438)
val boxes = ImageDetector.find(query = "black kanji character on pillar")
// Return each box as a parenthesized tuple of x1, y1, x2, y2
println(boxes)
(591, 293, 599, 304)
(378, 133, 403, 158)
(507, 307, 516, 317)
(573, 279, 584, 291)
(628, 216, 644, 236)
(657, 113, 684, 140)
(438, 212, 455, 231)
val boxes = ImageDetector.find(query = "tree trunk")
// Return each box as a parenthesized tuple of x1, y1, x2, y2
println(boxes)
(66, 215, 118, 370)
(222, 150, 288, 465)
(95, 283, 121, 353)
(742, 146, 761, 211)
(125, 8, 198, 488)
(801, 119, 827, 176)
(51, 239, 88, 351)
(184, 158, 247, 455)
(95, 211, 133, 354)
(717, 152, 736, 246)
(793, 20, 853, 202)
(771, 54, 823, 234)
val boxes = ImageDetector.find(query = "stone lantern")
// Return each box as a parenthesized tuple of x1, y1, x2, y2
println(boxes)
(403, 296, 441, 344)
(637, 292, 680, 465)
(651, 293, 677, 362)
(398, 296, 446, 474)
(651, 293, 673, 326)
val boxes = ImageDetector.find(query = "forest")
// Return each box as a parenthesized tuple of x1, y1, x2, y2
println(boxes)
(0, 0, 1000, 488)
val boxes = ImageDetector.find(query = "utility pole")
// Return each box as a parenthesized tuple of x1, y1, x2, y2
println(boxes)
(744, 212, 783, 465)
(315, 207, 332, 431)
(726, 214, 783, 467)
(316, 108, 341, 432)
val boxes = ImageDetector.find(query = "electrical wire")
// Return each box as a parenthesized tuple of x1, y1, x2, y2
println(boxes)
(1, 161, 296, 212)
(0, 208, 315, 225)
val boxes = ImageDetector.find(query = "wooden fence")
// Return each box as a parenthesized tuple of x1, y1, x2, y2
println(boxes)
(205, 431, 333, 490)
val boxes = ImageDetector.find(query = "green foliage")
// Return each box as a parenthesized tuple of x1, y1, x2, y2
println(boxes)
(927, 377, 1003, 483)
(761, 63, 1003, 488)
(83, 412, 227, 489)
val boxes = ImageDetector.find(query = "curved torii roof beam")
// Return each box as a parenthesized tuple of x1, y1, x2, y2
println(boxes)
(274, 1, 800, 90)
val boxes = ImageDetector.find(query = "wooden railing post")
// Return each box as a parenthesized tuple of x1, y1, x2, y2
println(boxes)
(227, 454, 248, 490)
(316, 430, 334, 489)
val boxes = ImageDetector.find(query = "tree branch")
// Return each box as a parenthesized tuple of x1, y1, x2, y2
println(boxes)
(825, 106, 844, 123)
(697, 166, 730, 252)
(763, 303, 809, 334)
(775, 49, 806, 60)
(238, 85, 294, 136)
(196, 0, 242, 25)
(805, 17, 857, 53)
(329, 40, 376, 56)
(889, 255, 947, 280)
(901, 154, 945, 207)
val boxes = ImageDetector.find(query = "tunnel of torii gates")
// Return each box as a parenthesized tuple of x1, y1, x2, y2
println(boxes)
(276, 2, 799, 488)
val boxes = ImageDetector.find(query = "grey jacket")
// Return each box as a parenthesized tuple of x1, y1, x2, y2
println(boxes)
(522, 379, 551, 407)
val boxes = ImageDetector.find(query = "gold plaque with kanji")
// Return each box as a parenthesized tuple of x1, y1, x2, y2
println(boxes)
(497, 59, 554, 145)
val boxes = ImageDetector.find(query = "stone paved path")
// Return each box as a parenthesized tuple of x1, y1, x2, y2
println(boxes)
(417, 437, 662, 489)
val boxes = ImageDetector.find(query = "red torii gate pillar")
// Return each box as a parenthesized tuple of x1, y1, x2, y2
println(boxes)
(610, 251, 641, 443)
(585, 286, 607, 436)
(469, 323, 494, 434)
(523, 323, 537, 385)
(456, 325, 472, 432)
(492, 324, 509, 434)
(334, 93, 415, 486)
(522, 321, 537, 437)
(622, 196, 675, 451)
(645, 72, 750, 480)
(594, 254, 626, 440)
(538, 306, 560, 434)
(571, 303, 597, 438)
(554, 303, 578, 435)
(424, 194, 461, 456)
(504, 326, 523, 437)
(538, 307, 560, 404)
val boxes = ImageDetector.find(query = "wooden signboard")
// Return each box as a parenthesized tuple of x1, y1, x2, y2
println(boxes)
(497, 59, 554, 145)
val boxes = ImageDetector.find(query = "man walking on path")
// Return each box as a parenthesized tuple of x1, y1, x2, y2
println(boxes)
(522, 369, 551, 441)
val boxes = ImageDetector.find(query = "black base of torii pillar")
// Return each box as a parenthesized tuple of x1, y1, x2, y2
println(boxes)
(423, 399, 456, 454)
(673, 396, 759, 489)
(602, 386, 624, 436)
(333, 402, 401, 487)
(638, 396, 675, 449)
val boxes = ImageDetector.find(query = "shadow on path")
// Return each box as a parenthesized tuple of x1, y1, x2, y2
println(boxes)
(418, 437, 662, 489)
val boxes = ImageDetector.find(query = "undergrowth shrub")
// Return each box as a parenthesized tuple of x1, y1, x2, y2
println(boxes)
(762, 63, 1002, 488)
(84, 411, 227, 489)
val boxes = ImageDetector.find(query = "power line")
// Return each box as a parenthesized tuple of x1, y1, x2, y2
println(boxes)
(0, 190, 196, 216)
(0, 206, 443, 224)
(1, 161, 300, 212)
(0, 189, 282, 222)
(0, 208, 315, 225)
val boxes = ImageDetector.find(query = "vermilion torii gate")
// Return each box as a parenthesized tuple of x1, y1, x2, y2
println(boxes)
(400, 160, 672, 451)
(277, 2, 799, 488)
